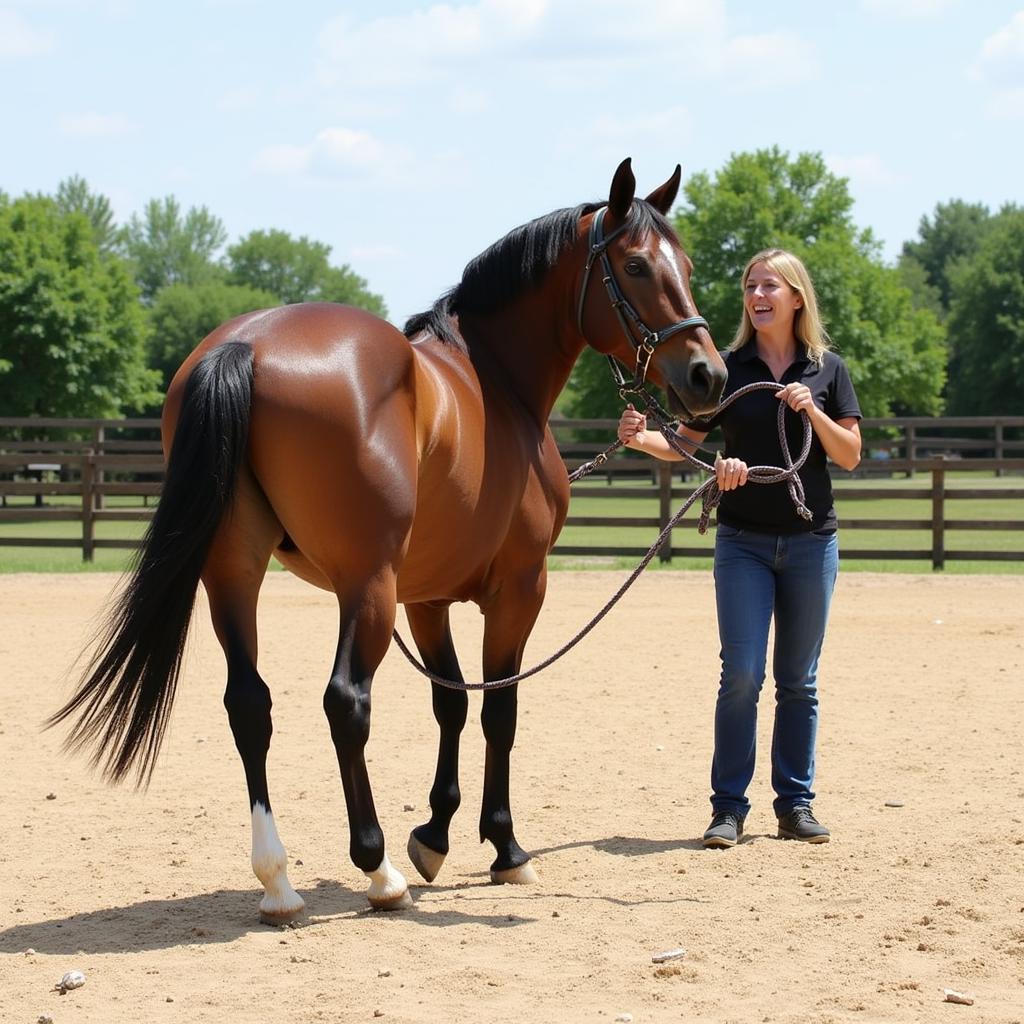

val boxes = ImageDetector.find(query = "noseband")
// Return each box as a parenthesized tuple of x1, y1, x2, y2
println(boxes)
(576, 205, 710, 390)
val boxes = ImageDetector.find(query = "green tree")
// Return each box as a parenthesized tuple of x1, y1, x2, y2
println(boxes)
(121, 196, 227, 302)
(227, 229, 386, 315)
(566, 148, 947, 419)
(55, 175, 118, 254)
(944, 207, 1024, 415)
(0, 193, 159, 417)
(147, 279, 279, 391)
(900, 200, 993, 313)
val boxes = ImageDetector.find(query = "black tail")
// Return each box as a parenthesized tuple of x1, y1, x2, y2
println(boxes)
(48, 340, 255, 785)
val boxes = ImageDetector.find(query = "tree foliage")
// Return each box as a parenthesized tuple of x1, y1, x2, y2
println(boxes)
(121, 196, 227, 302)
(944, 208, 1024, 415)
(565, 148, 947, 420)
(55, 175, 119, 255)
(0, 193, 159, 417)
(227, 229, 387, 316)
(900, 200, 993, 313)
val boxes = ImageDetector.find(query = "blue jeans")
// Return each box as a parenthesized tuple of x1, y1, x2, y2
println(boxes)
(711, 524, 839, 819)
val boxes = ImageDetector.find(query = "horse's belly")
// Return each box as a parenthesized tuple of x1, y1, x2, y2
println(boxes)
(394, 509, 505, 605)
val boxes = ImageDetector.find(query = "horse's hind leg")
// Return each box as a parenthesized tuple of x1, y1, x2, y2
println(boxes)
(404, 602, 468, 883)
(203, 474, 305, 925)
(323, 571, 411, 910)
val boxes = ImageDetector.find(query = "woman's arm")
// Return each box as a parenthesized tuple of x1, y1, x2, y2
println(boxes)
(617, 404, 708, 462)
(776, 383, 862, 471)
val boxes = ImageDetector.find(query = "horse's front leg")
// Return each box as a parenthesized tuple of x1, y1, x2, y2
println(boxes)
(479, 577, 544, 884)
(323, 573, 411, 910)
(404, 602, 468, 883)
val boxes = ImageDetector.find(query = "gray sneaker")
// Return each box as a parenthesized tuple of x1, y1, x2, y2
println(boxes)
(703, 810, 744, 848)
(777, 806, 830, 843)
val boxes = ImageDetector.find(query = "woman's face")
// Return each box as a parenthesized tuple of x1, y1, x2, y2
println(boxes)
(744, 261, 803, 335)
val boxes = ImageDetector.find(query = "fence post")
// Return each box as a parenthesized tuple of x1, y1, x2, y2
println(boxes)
(930, 457, 945, 571)
(94, 423, 106, 509)
(995, 422, 1005, 478)
(658, 461, 672, 563)
(81, 454, 95, 562)
(905, 423, 916, 479)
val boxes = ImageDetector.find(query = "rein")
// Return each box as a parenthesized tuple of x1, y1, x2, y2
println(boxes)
(392, 381, 813, 692)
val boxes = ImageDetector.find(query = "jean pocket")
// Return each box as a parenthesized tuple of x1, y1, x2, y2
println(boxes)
(811, 527, 837, 539)
(717, 523, 743, 538)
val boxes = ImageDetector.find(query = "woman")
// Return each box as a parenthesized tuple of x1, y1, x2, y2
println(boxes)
(618, 249, 862, 847)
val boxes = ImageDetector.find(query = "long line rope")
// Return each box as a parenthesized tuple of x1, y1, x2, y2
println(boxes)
(392, 380, 812, 691)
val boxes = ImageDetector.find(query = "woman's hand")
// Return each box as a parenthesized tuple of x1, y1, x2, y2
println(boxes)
(775, 382, 817, 418)
(618, 403, 647, 446)
(715, 451, 749, 491)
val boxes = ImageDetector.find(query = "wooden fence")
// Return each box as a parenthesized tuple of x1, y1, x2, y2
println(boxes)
(2, 416, 1023, 569)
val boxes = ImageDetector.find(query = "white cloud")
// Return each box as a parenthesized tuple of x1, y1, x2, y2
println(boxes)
(714, 31, 820, 85)
(254, 127, 414, 182)
(57, 111, 134, 139)
(970, 11, 1024, 119)
(0, 9, 55, 58)
(972, 10, 1024, 86)
(312, 0, 814, 96)
(860, 0, 956, 15)
(826, 153, 900, 188)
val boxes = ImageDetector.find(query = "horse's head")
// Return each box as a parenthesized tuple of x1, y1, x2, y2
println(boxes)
(577, 159, 727, 420)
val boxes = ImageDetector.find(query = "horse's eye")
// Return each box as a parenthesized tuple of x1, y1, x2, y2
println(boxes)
(624, 259, 645, 276)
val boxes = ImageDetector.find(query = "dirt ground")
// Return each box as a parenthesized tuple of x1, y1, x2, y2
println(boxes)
(1, 569, 1022, 1024)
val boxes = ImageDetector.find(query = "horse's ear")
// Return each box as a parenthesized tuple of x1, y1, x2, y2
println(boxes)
(608, 158, 636, 219)
(644, 165, 681, 215)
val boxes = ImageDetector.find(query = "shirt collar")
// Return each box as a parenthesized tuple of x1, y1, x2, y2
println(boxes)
(734, 341, 811, 366)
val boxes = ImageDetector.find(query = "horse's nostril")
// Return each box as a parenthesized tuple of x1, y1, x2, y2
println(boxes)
(689, 363, 712, 399)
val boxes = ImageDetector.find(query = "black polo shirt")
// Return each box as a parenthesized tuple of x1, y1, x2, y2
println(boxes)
(689, 345, 862, 534)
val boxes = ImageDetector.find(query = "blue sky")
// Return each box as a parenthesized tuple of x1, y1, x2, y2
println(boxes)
(3, 0, 1023, 325)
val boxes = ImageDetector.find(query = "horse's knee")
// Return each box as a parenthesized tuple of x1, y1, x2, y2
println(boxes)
(432, 686, 468, 731)
(323, 676, 371, 746)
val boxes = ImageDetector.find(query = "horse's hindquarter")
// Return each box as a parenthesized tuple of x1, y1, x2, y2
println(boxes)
(240, 305, 422, 588)
(395, 340, 569, 606)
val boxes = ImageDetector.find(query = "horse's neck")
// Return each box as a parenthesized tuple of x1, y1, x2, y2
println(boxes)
(462, 307, 582, 428)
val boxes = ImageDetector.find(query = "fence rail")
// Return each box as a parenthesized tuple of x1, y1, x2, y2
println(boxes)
(2, 416, 1022, 568)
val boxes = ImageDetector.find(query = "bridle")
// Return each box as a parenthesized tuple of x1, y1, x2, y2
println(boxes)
(576, 205, 710, 392)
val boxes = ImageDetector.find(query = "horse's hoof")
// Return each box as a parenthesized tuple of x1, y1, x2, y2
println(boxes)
(258, 894, 306, 926)
(365, 852, 411, 911)
(369, 888, 414, 911)
(490, 861, 539, 885)
(407, 832, 446, 883)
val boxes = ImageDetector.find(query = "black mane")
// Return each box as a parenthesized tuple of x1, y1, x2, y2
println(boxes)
(403, 199, 675, 349)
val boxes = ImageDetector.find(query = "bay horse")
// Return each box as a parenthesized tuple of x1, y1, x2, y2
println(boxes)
(51, 159, 727, 922)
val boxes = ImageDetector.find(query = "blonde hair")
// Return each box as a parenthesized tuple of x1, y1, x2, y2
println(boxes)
(730, 248, 830, 366)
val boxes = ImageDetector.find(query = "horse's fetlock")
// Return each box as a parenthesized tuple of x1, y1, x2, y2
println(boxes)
(350, 825, 386, 872)
(480, 807, 513, 844)
(430, 781, 461, 818)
